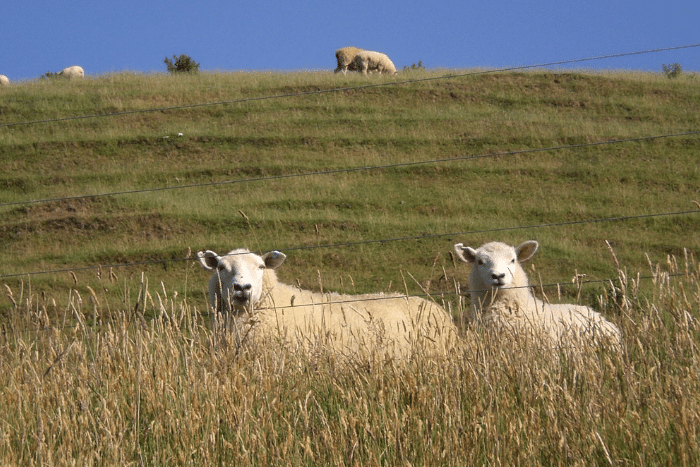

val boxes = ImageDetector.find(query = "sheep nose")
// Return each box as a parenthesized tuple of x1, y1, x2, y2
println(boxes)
(233, 283, 252, 294)
(492, 273, 506, 280)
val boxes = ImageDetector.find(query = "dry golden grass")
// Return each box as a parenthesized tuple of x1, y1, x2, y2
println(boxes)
(1, 251, 698, 465)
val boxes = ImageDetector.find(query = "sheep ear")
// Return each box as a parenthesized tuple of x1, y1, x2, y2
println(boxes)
(453, 243, 478, 264)
(196, 250, 221, 270)
(515, 241, 539, 263)
(262, 250, 286, 269)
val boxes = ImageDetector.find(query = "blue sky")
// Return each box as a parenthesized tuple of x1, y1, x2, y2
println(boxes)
(2, 1, 698, 81)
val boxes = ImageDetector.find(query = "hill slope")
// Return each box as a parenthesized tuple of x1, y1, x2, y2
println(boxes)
(0, 70, 698, 314)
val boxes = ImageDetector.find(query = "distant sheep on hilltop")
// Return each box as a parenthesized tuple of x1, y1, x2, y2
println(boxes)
(353, 50, 397, 76)
(58, 66, 84, 79)
(0, 75, 9, 86)
(197, 247, 459, 359)
(453, 240, 621, 347)
(334, 47, 364, 75)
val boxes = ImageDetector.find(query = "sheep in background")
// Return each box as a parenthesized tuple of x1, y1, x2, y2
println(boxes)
(334, 47, 364, 75)
(197, 248, 459, 359)
(0, 75, 9, 86)
(453, 240, 621, 347)
(352, 50, 398, 76)
(58, 65, 84, 79)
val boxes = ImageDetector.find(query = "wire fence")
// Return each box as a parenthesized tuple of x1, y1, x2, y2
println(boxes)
(2, 129, 699, 209)
(1, 258, 692, 340)
(1, 44, 699, 330)
(1, 43, 698, 129)
(0, 207, 697, 281)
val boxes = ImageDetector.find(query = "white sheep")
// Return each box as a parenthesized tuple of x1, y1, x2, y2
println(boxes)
(0, 75, 9, 86)
(352, 50, 398, 76)
(334, 47, 364, 75)
(57, 65, 84, 79)
(197, 248, 458, 358)
(453, 240, 621, 347)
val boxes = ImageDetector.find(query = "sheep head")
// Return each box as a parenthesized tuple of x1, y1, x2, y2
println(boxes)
(197, 248, 286, 313)
(454, 240, 538, 292)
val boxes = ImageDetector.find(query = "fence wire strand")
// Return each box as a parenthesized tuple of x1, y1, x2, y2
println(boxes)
(1, 43, 698, 129)
(1, 267, 691, 340)
(1, 208, 697, 280)
(2, 130, 699, 209)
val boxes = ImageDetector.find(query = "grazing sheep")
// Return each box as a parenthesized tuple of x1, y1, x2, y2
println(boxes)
(352, 50, 398, 76)
(197, 248, 458, 358)
(453, 240, 621, 347)
(0, 75, 9, 86)
(334, 47, 364, 75)
(57, 65, 84, 79)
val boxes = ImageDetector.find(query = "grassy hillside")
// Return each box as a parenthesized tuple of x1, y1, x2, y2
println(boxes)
(0, 69, 699, 465)
(1, 70, 698, 316)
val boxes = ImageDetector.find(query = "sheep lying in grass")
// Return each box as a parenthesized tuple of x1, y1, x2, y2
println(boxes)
(353, 50, 398, 76)
(197, 248, 459, 359)
(453, 240, 621, 347)
(334, 47, 364, 75)
(58, 65, 84, 79)
(0, 75, 9, 86)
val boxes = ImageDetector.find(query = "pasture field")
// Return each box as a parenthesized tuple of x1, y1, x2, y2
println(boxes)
(0, 69, 699, 464)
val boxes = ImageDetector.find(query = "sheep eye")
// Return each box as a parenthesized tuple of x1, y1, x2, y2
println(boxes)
(477, 259, 484, 265)
(510, 259, 515, 264)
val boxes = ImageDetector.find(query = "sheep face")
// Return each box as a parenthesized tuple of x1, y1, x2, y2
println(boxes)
(197, 248, 286, 312)
(454, 241, 538, 289)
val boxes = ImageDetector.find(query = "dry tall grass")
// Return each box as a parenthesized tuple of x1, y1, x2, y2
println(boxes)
(1, 251, 698, 465)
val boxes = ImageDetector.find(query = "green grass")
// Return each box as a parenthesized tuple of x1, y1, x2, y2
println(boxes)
(1, 69, 699, 313)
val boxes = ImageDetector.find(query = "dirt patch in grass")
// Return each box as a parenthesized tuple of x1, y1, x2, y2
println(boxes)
(2, 197, 194, 245)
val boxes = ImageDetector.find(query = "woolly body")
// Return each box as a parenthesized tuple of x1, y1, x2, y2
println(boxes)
(58, 65, 84, 79)
(334, 47, 364, 75)
(198, 248, 458, 358)
(453, 241, 621, 346)
(0, 75, 9, 86)
(352, 50, 398, 75)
